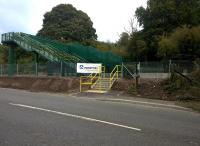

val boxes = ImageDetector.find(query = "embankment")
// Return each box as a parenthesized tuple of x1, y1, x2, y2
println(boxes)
(0, 76, 80, 93)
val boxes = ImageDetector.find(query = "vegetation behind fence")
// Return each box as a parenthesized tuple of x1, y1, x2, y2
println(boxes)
(0, 60, 196, 78)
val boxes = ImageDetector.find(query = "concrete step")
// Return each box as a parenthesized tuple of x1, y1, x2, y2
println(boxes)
(96, 81, 110, 83)
(99, 78, 110, 80)
(93, 84, 110, 87)
(95, 83, 110, 85)
(85, 90, 108, 93)
(96, 83, 110, 85)
(93, 86, 110, 89)
(100, 79, 116, 81)
(93, 84, 110, 86)
(98, 80, 110, 82)
(94, 84, 110, 86)
(93, 85, 109, 87)
(93, 88, 109, 90)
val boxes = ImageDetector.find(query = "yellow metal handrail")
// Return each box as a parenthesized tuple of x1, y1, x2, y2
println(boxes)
(109, 65, 122, 89)
(80, 66, 105, 92)
(80, 65, 122, 92)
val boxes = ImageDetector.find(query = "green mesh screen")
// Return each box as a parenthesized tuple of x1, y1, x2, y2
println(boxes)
(25, 33, 122, 66)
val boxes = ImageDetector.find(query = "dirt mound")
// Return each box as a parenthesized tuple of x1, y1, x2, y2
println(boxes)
(0, 76, 80, 93)
(112, 79, 134, 91)
(138, 79, 171, 100)
(0, 77, 174, 100)
(112, 79, 173, 100)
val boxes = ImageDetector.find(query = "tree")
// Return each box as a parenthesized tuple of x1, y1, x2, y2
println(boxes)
(136, 0, 200, 32)
(121, 18, 147, 61)
(127, 33, 147, 61)
(135, 0, 200, 60)
(38, 4, 97, 42)
(0, 44, 8, 64)
(117, 32, 130, 47)
(158, 26, 200, 59)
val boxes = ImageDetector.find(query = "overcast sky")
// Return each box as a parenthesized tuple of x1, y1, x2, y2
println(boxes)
(0, 0, 147, 42)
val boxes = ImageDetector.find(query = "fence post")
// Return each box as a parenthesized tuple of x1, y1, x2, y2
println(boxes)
(60, 61, 65, 77)
(0, 64, 2, 76)
(121, 62, 124, 78)
(8, 47, 15, 76)
(169, 59, 172, 73)
(16, 64, 19, 76)
(33, 52, 39, 76)
(35, 63, 38, 76)
(135, 62, 139, 90)
(138, 62, 141, 84)
(138, 62, 141, 74)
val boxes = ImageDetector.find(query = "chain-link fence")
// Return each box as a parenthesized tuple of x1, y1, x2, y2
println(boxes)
(0, 60, 196, 79)
(123, 60, 196, 79)
(0, 62, 77, 77)
(170, 60, 195, 73)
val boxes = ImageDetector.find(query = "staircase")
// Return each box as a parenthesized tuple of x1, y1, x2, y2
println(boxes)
(80, 65, 122, 93)
(92, 78, 110, 91)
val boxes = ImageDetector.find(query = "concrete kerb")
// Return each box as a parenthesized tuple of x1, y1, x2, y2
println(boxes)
(69, 92, 189, 111)
(0, 87, 189, 111)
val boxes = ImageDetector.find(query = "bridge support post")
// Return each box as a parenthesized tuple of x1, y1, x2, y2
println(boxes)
(121, 62, 124, 78)
(8, 47, 15, 76)
(1, 64, 3, 76)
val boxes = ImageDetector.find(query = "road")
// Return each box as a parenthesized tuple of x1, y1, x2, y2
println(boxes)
(0, 88, 200, 146)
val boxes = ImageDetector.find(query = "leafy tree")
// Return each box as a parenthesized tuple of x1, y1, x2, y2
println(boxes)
(135, 0, 200, 60)
(117, 32, 130, 47)
(136, 0, 200, 32)
(158, 26, 200, 59)
(126, 32, 147, 61)
(0, 44, 8, 64)
(38, 4, 97, 42)
(0, 44, 47, 64)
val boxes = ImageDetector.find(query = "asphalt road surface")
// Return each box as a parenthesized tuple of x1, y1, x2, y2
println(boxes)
(0, 88, 200, 146)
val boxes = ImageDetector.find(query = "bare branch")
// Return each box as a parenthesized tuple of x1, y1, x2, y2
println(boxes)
(124, 16, 138, 35)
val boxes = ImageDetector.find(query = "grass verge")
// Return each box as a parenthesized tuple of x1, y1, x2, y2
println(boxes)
(176, 100, 200, 112)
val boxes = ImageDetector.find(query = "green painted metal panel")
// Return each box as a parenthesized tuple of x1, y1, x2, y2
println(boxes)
(1, 32, 122, 69)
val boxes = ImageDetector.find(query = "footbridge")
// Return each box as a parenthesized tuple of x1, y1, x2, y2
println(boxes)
(1, 32, 122, 76)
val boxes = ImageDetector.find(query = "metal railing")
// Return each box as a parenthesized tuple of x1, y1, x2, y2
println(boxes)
(80, 66, 105, 92)
(109, 65, 122, 89)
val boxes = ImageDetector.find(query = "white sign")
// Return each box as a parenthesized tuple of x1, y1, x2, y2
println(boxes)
(77, 63, 102, 74)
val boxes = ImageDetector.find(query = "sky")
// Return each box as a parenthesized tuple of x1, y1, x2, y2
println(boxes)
(0, 0, 147, 42)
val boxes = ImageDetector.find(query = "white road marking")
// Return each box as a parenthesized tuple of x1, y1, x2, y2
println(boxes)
(9, 103, 141, 131)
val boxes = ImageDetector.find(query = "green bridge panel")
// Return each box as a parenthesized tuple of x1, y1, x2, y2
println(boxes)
(1, 32, 122, 67)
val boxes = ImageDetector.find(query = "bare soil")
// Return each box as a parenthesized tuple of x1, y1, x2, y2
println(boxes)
(0, 77, 181, 101)
(0, 76, 80, 93)
(112, 78, 174, 100)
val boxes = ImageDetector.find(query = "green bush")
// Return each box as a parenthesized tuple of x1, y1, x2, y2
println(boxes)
(189, 87, 200, 98)
(128, 84, 137, 95)
(165, 69, 200, 100)
(166, 73, 190, 91)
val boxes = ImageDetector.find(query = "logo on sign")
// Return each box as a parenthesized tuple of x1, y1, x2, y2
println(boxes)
(80, 65, 84, 69)
(77, 63, 102, 74)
